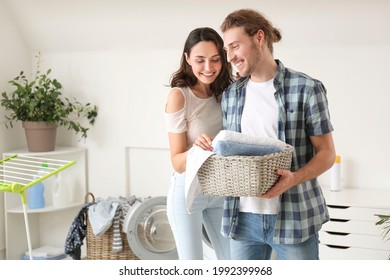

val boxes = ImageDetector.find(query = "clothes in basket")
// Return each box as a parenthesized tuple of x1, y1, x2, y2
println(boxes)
(184, 130, 290, 212)
(64, 195, 140, 260)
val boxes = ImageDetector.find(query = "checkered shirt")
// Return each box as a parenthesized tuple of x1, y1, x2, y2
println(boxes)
(221, 60, 333, 244)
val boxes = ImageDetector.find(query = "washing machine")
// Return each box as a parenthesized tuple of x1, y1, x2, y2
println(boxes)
(123, 196, 216, 260)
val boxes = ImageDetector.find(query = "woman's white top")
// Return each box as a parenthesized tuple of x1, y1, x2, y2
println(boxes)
(165, 87, 222, 149)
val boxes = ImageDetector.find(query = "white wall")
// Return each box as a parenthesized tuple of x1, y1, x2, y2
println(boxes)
(0, 0, 31, 259)
(1, 0, 390, 257)
(0, 2, 30, 151)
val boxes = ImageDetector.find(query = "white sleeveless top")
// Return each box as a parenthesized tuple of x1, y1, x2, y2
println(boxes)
(165, 87, 222, 149)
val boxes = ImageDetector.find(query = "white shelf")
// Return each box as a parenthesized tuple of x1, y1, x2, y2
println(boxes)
(320, 187, 390, 260)
(322, 187, 390, 209)
(4, 146, 86, 156)
(6, 202, 83, 214)
(2, 146, 88, 260)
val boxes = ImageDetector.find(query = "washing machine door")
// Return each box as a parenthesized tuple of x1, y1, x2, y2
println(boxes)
(124, 196, 178, 260)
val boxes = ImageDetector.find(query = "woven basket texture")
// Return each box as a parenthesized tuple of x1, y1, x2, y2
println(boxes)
(85, 193, 139, 260)
(198, 144, 294, 197)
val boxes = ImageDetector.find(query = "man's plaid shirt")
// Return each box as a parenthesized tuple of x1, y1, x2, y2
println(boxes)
(221, 60, 333, 244)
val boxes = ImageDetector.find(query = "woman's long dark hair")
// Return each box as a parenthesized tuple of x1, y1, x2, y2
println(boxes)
(170, 27, 232, 100)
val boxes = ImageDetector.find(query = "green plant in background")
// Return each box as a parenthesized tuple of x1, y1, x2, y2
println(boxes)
(375, 214, 390, 259)
(0, 53, 98, 139)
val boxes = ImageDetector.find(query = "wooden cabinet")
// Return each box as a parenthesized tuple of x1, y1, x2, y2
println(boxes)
(320, 188, 390, 260)
(2, 146, 87, 260)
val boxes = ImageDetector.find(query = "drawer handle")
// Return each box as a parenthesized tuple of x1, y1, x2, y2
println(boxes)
(327, 205, 350, 209)
(330, 218, 350, 223)
(324, 244, 350, 250)
(325, 231, 350, 236)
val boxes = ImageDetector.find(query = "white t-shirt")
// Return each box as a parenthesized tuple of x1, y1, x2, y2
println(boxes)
(240, 78, 280, 214)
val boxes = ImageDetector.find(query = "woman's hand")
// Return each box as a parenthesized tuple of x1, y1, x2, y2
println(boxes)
(193, 133, 213, 151)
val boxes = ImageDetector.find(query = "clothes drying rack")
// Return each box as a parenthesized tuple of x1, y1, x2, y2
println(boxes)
(0, 154, 76, 260)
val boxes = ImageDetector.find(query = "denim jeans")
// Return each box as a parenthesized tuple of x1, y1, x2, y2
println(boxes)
(230, 212, 319, 260)
(167, 172, 230, 260)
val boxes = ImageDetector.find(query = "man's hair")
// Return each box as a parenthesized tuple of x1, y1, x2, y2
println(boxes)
(221, 9, 281, 53)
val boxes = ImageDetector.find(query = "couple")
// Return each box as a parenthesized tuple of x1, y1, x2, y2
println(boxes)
(165, 9, 336, 260)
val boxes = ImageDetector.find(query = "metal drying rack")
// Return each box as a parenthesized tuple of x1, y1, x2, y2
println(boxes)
(0, 154, 76, 260)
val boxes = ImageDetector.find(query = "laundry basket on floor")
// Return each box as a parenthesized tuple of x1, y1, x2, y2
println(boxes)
(85, 192, 139, 260)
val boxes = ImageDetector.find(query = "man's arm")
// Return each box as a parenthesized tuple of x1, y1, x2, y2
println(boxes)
(261, 133, 336, 198)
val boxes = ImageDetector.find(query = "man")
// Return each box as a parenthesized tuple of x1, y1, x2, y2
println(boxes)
(220, 9, 336, 260)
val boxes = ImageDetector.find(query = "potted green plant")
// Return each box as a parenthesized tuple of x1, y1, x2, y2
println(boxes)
(1, 54, 98, 152)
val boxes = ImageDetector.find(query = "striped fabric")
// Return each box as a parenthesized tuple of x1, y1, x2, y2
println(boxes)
(111, 208, 123, 252)
(221, 60, 333, 244)
(112, 196, 139, 252)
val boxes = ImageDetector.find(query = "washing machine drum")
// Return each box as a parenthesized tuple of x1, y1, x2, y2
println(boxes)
(123, 196, 178, 260)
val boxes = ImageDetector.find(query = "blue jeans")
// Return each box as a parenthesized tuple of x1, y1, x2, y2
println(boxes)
(230, 212, 319, 260)
(167, 172, 230, 260)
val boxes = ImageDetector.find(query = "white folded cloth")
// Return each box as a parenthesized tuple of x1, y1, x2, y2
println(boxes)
(185, 146, 214, 212)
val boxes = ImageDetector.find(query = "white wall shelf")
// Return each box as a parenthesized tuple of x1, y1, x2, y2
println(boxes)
(6, 202, 83, 214)
(2, 146, 87, 260)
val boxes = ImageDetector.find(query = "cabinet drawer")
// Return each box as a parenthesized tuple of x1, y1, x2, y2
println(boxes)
(327, 205, 388, 222)
(319, 231, 390, 251)
(322, 219, 381, 236)
(319, 244, 389, 260)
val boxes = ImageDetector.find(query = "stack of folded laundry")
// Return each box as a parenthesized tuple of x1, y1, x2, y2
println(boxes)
(212, 130, 286, 157)
(23, 245, 66, 260)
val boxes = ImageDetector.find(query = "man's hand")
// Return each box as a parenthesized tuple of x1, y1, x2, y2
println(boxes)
(260, 169, 297, 199)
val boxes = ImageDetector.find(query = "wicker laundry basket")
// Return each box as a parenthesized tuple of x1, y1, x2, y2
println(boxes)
(198, 144, 294, 197)
(84, 192, 139, 260)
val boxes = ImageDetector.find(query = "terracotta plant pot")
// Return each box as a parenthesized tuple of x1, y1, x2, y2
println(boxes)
(22, 121, 58, 152)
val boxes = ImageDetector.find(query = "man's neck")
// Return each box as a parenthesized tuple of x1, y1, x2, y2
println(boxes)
(250, 57, 278, 83)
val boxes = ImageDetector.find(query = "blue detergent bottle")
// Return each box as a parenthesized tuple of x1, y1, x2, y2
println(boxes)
(28, 163, 48, 209)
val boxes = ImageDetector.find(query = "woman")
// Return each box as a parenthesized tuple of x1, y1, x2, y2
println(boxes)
(165, 27, 232, 260)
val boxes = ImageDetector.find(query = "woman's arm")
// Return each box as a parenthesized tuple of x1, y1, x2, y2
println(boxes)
(166, 88, 188, 173)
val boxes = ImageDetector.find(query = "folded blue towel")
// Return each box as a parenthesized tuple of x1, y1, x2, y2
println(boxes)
(213, 140, 282, 157)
